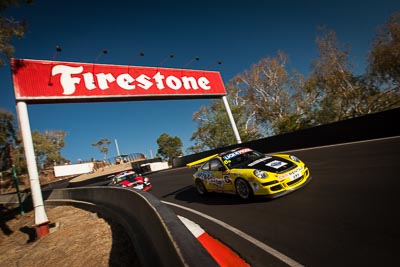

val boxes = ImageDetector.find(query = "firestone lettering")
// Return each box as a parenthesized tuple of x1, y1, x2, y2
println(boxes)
(51, 65, 211, 95)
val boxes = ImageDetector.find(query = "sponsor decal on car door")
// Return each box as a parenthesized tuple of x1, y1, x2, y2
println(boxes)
(208, 159, 232, 192)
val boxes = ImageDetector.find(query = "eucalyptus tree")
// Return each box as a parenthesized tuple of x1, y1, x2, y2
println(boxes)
(306, 26, 362, 123)
(0, 0, 32, 66)
(188, 86, 262, 153)
(364, 12, 400, 111)
(368, 12, 400, 87)
(0, 109, 17, 147)
(32, 130, 68, 168)
(156, 133, 182, 163)
(0, 109, 17, 171)
(92, 137, 111, 161)
(307, 23, 399, 124)
(234, 51, 317, 135)
(188, 13, 400, 152)
(1, 109, 69, 172)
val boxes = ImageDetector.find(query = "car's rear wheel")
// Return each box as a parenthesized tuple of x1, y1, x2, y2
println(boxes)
(235, 178, 253, 200)
(195, 179, 207, 196)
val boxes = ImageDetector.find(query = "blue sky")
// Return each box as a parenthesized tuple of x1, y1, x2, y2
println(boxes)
(1, 0, 398, 162)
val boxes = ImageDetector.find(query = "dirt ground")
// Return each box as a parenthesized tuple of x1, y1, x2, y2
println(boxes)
(0, 161, 147, 266)
(0, 205, 141, 267)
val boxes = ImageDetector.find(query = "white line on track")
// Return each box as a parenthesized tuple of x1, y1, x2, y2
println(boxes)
(162, 136, 398, 265)
(162, 200, 304, 267)
(276, 135, 400, 154)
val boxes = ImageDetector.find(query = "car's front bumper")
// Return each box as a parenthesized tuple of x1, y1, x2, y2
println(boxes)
(259, 175, 313, 199)
(253, 167, 312, 198)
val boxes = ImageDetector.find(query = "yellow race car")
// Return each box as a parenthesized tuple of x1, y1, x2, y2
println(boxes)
(187, 147, 311, 200)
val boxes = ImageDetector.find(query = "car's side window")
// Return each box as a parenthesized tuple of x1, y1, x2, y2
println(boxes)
(209, 159, 223, 171)
(201, 162, 210, 171)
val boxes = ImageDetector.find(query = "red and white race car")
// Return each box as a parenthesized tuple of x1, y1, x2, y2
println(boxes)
(108, 170, 152, 191)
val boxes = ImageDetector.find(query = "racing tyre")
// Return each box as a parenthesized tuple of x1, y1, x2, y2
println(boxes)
(235, 178, 253, 200)
(195, 179, 207, 196)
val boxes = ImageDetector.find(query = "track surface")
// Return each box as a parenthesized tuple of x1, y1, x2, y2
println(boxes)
(147, 137, 400, 267)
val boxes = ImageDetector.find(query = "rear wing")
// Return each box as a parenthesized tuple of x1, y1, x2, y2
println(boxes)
(186, 154, 218, 168)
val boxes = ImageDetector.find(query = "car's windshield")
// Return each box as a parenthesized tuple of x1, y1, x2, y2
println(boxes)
(223, 149, 265, 169)
(125, 174, 139, 182)
(115, 173, 138, 183)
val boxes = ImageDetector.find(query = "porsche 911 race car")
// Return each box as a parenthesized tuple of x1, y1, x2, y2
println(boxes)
(108, 170, 153, 191)
(187, 147, 311, 200)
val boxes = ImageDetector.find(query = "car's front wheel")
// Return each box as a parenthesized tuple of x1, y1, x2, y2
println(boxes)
(235, 178, 253, 200)
(195, 179, 207, 196)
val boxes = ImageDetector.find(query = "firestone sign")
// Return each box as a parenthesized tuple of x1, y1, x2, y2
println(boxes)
(10, 58, 239, 238)
(11, 58, 226, 103)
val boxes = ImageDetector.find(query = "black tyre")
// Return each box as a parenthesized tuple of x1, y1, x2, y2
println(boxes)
(195, 179, 207, 196)
(235, 178, 253, 200)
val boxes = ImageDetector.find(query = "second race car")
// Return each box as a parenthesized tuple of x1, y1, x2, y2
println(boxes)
(187, 147, 311, 200)
(108, 170, 153, 191)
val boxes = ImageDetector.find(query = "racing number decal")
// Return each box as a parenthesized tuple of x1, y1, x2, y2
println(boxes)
(223, 175, 231, 184)
(196, 171, 232, 188)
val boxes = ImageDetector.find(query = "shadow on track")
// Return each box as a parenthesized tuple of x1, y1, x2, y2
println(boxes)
(166, 184, 278, 205)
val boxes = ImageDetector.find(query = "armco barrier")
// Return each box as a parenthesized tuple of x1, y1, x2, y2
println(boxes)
(44, 187, 218, 267)
(173, 108, 400, 168)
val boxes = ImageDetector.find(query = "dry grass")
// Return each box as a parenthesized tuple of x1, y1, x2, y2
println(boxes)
(0, 205, 140, 267)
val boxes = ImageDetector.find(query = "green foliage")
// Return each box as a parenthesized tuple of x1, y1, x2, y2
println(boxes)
(0, 0, 32, 66)
(308, 23, 399, 124)
(0, 108, 17, 146)
(156, 133, 182, 163)
(10, 143, 26, 174)
(0, 109, 23, 173)
(91, 137, 111, 160)
(32, 130, 68, 168)
(236, 51, 317, 135)
(189, 13, 400, 152)
(308, 26, 359, 123)
(368, 12, 400, 87)
(1, 9, 398, 164)
(1, 109, 68, 172)
(188, 97, 262, 153)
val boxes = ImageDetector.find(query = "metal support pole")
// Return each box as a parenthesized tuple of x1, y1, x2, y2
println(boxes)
(222, 96, 242, 144)
(115, 138, 121, 157)
(12, 164, 25, 215)
(16, 101, 49, 237)
(8, 145, 25, 215)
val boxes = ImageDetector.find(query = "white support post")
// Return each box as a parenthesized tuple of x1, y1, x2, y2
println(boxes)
(222, 96, 242, 144)
(115, 138, 121, 157)
(16, 102, 49, 234)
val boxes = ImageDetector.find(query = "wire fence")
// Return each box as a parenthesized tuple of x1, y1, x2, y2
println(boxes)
(106, 152, 146, 165)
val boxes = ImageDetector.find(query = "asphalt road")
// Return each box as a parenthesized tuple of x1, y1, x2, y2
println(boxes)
(146, 137, 400, 267)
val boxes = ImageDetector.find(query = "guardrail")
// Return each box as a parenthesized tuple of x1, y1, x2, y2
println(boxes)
(43, 187, 218, 267)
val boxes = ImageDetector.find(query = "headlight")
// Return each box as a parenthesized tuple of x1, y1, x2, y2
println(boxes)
(290, 155, 301, 163)
(254, 169, 268, 178)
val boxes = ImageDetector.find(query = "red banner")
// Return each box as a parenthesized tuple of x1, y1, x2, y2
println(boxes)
(11, 59, 226, 103)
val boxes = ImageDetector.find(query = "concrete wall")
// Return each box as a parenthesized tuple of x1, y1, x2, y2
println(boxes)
(44, 187, 218, 267)
(173, 108, 400, 168)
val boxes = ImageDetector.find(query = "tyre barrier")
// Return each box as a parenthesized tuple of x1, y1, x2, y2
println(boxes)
(44, 187, 218, 267)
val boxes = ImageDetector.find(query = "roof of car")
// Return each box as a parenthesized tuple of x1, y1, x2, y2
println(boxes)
(218, 147, 251, 157)
(186, 147, 253, 168)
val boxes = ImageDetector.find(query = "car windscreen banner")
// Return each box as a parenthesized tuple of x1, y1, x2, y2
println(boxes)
(11, 58, 227, 103)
